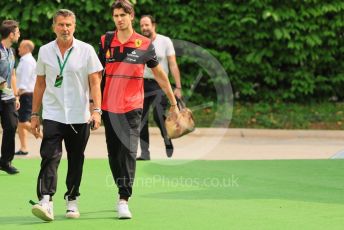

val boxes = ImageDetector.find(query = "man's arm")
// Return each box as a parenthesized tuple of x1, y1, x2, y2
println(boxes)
(167, 55, 182, 99)
(0, 80, 6, 89)
(31, 75, 46, 138)
(88, 71, 102, 130)
(11, 69, 20, 109)
(151, 64, 178, 108)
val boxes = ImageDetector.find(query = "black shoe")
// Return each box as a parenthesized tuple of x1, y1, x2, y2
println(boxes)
(15, 150, 29, 155)
(0, 163, 19, 174)
(165, 142, 174, 158)
(136, 156, 150, 161)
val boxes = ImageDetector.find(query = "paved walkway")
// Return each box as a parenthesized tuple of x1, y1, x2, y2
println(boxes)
(12, 127, 344, 160)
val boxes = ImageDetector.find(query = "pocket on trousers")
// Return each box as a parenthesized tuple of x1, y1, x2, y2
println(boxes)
(126, 109, 142, 130)
(126, 109, 141, 154)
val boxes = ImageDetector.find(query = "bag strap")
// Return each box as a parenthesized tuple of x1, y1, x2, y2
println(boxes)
(99, 31, 115, 66)
(104, 31, 115, 56)
(177, 97, 186, 109)
(100, 31, 115, 94)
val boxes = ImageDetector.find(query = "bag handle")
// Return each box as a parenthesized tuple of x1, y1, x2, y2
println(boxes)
(176, 97, 186, 110)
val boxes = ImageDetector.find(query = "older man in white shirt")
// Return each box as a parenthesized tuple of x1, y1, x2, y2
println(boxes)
(30, 9, 103, 222)
(15, 40, 38, 155)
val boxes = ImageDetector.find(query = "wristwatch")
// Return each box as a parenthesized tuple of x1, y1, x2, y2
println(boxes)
(31, 112, 40, 117)
(93, 108, 102, 115)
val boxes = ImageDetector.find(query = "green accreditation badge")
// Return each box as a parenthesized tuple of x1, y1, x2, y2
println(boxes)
(55, 47, 74, 88)
(54, 75, 63, 88)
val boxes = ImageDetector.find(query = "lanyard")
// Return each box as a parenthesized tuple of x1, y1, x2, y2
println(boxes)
(56, 47, 74, 75)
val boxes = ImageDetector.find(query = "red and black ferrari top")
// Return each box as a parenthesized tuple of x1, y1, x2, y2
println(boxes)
(99, 31, 158, 113)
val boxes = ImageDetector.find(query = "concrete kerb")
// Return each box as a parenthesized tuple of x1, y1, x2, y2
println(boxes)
(146, 127, 344, 160)
(149, 127, 344, 139)
(8, 126, 344, 160)
(5, 126, 344, 139)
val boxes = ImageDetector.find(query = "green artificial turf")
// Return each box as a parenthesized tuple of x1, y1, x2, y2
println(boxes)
(0, 159, 343, 230)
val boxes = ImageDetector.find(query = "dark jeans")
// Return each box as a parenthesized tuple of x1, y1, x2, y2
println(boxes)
(139, 79, 171, 158)
(102, 109, 142, 199)
(0, 99, 18, 166)
(36, 120, 90, 200)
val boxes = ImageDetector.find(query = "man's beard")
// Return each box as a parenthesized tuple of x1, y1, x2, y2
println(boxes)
(62, 34, 69, 41)
(142, 30, 152, 38)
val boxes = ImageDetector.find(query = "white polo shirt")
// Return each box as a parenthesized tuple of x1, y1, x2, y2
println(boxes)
(143, 34, 175, 79)
(36, 38, 103, 124)
(16, 53, 37, 93)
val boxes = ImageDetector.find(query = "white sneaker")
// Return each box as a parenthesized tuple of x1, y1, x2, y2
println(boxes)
(65, 196, 80, 219)
(117, 200, 132, 219)
(32, 195, 54, 221)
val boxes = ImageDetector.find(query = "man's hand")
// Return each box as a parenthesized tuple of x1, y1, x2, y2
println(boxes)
(89, 112, 101, 130)
(173, 88, 182, 99)
(31, 116, 41, 139)
(15, 98, 20, 110)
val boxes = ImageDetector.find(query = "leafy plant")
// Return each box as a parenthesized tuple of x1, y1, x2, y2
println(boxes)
(1, 0, 343, 103)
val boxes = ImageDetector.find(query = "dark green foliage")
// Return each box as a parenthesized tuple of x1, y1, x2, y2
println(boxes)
(0, 0, 115, 51)
(136, 0, 344, 102)
(1, 0, 343, 102)
(230, 102, 344, 129)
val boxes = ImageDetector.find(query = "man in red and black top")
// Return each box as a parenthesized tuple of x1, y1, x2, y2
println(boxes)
(98, 0, 179, 219)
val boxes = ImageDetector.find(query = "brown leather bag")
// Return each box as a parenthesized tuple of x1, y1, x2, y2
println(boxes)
(165, 98, 195, 139)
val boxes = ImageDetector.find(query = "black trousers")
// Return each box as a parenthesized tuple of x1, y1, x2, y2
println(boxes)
(0, 99, 18, 166)
(102, 109, 142, 199)
(36, 120, 90, 200)
(140, 79, 171, 157)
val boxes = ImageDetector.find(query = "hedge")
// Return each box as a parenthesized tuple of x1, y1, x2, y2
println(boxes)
(1, 0, 343, 102)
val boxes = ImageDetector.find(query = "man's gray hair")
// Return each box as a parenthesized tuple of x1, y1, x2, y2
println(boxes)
(53, 9, 76, 24)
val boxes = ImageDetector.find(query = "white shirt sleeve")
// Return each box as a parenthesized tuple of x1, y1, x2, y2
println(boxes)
(165, 37, 176, 57)
(36, 48, 46, 76)
(87, 45, 103, 75)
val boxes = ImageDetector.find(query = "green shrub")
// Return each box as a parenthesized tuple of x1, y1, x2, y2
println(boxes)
(1, 0, 343, 103)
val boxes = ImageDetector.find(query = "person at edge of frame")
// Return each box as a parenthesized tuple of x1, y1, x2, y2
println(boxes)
(0, 19, 21, 175)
